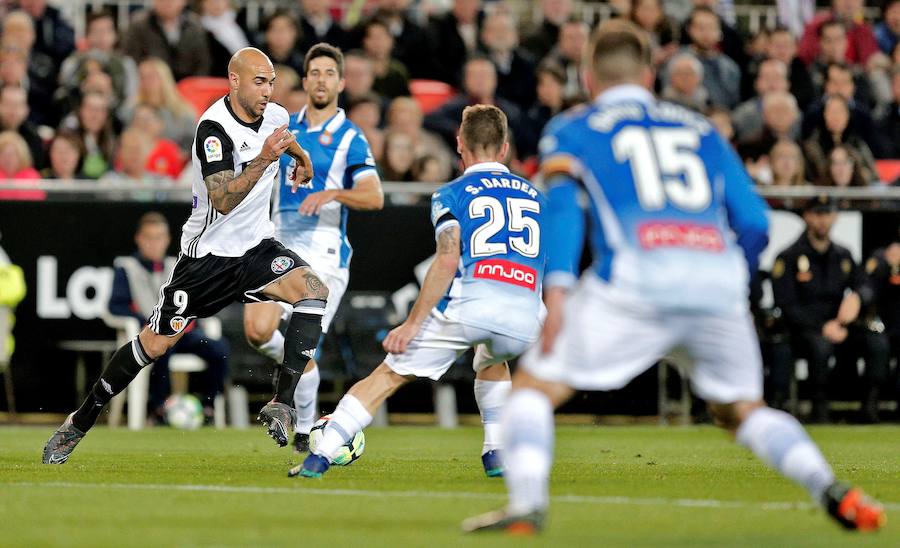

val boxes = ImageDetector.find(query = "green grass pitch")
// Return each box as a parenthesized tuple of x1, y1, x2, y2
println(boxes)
(1, 424, 898, 547)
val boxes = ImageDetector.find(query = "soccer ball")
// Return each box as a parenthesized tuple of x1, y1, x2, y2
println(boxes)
(308, 415, 365, 466)
(164, 394, 204, 430)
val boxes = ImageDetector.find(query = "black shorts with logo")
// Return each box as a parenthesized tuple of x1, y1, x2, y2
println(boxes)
(149, 238, 307, 336)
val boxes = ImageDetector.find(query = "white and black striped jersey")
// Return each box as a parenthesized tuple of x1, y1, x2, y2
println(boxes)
(180, 96, 290, 258)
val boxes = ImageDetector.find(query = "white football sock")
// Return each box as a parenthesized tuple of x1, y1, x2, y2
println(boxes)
(736, 406, 835, 501)
(316, 394, 372, 460)
(293, 365, 320, 435)
(255, 330, 285, 364)
(474, 379, 511, 454)
(503, 388, 554, 515)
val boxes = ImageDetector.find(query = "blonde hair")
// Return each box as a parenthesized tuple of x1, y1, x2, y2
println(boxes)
(770, 139, 806, 186)
(137, 57, 195, 118)
(460, 104, 508, 155)
(0, 129, 33, 171)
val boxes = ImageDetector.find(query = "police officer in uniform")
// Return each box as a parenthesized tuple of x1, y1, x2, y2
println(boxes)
(861, 229, 900, 419)
(771, 195, 888, 423)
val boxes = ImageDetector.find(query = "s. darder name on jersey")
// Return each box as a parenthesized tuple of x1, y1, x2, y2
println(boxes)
(464, 177, 538, 199)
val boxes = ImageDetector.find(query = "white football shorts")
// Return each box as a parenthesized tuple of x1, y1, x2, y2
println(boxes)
(385, 313, 532, 380)
(522, 274, 763, 404)
(276, 237, 349, 334)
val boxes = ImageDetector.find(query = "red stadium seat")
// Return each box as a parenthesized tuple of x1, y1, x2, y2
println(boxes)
(176, 77, 230, 119)
(874, 160, 900, 184)
(409, 79, 456, 114)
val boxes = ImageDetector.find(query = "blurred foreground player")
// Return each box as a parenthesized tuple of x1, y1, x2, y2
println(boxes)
(463, 20, 885, 534)
(292, 105, 546, 479)
(243, 43, 383, 453)
(43, 47, 325, 463)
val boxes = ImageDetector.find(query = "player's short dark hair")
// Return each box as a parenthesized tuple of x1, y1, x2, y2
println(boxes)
(304, 43, 344, 77)
(136, 212, 169, 234)
(459, 104, 508, 155)
(86, 9, 114, 30)
(588, 19, 652, 84)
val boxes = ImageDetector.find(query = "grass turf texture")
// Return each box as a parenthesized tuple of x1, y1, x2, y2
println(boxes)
(1, 425, 898, 547)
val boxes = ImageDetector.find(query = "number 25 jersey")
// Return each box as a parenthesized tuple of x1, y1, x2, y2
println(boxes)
(430, 161, 546, 342)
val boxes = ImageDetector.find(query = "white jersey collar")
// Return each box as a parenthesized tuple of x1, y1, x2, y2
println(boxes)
(463, 161, 509, 175)
(296, 106, 346, 133)
(594, 84, 655, 108)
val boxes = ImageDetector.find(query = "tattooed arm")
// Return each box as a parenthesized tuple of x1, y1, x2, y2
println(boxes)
(204, 124, 294, 215)
(382, 225, 461, 354)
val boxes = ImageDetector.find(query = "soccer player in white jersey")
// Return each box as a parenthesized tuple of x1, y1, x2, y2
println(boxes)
(243, 43, 383, 453)
(290, 105, 546, 479)
(43, 48, 329, 463)
(463, 21, 885, 534)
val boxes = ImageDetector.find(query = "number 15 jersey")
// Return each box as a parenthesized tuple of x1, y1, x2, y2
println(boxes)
(430, 161, 546, 342)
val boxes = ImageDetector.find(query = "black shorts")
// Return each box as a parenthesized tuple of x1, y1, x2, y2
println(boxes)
(149, 238, 308, 336)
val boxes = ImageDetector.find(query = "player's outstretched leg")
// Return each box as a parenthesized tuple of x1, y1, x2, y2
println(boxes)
(473, 361, 511, 477)
(290, 363, 409, 478)
(722, 402, 886, 531)
(43, 334, 158, 464)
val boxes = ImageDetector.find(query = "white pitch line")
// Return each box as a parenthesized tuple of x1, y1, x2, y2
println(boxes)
(6, 481, 899, 512)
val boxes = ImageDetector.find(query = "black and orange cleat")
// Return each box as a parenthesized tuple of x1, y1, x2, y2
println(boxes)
(461, 509, 545, 536)
(823, 482, 886, 532)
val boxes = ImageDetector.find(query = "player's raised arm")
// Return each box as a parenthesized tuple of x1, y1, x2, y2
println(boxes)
(204, 124, 295, 214)
(297, 132, 384, 215)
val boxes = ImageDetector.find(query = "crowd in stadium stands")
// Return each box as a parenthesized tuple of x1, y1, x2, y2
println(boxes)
(0, 0, 898, 187)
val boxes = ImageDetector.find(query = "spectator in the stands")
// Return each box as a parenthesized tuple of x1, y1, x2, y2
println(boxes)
(362, 18, 410, 100)
(102, 128, 154, 183)
(1, 11, 57, 127)
(271, 64, 301, 107)
(0, 130, 39, 180)
(766, 26, 816, 108)
(630, 0, 681, 69)
(429, 0, 484, 88)
(820, 143, 872, 187)
(661, 51, 709, 112)
(877, 65, 900, 157)
(706, 105, 735, 145)
(679, 0, 747, 73)
(122, 0, 212, 81)
(283, 86, 307, 114)
(130, 105, 185, 180)
(798, 0, 879, 67)
(809, 20, 874, 109)
(339, 50, 386, 115)
(260, 9, 304, 76)
(125, 58, 197, 151)
(199, 0, 250, 76)
(359, 0, 432, 79)
(804, 94, 877, 182)
(875, 0, 900, 55)
(732, 59, 792, 142)
(411, 154, 444, 183)
(0, 86, 45, 171)
(385, 96, 452, 180)
(543, 18, 589, 102)
(521, 0, 573, 61)
(13, 0, 74, 69)
(297, 0, 350, 53)
(803, 63, 884, 157)
(674, 6, 741, 109)
(60, 91, 116, 179)
(42, 130, 85, 180)
(380, 130, 415, 181)
(348, 93, 385, 162)
(57, 11, 137, 127)
(740, 91, 801, 174)
(769, 139, 810, 187)
(479, 11, 536, 113)
(521, 60, 567, 158)
(424, 55, 523, 153)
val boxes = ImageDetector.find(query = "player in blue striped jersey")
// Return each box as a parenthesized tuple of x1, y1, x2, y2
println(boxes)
(291, 105, 546, 480)
(243, 44, 383, 453)
(463, 20, 884, 534)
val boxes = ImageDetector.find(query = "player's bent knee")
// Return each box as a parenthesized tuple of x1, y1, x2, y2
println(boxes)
(709, 400, 765, 432)
(137, 327, 178, 361)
